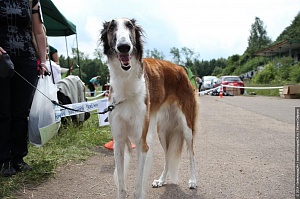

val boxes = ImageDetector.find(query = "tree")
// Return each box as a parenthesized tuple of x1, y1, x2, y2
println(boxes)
(276, 12, 300, 42)
(246, 17, 272, 57)
(170, 47, 181, 64)
(145, 48, 165, 60)
(93, 47, 105, 60)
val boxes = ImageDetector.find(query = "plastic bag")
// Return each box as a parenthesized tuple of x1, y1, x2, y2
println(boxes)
(28, 75, 61, 146)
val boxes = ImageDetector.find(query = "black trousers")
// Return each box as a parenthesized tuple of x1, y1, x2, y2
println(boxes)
(88, 82, 95, 97)
(0, 57, 38, 164)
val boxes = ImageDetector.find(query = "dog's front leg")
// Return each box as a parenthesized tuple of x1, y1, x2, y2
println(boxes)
(114, 139, 127, 199)
(134, 140, 148, 199)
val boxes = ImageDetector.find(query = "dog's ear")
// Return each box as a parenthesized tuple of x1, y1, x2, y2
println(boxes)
(100, 21, 110, 55)
(131, 19, 144, 61)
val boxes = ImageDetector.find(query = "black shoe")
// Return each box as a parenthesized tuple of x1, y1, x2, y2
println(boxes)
(13, 161, 32, 172)
(1, 162, 17, 177)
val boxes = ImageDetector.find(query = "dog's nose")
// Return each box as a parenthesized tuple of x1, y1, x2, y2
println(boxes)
(117, 44, 131, 53)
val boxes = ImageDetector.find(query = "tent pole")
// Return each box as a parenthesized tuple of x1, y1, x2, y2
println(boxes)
(76, 33, 81, 78)
(65, 36, 70, 73)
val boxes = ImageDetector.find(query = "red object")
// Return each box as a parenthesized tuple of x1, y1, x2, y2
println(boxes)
(214, 76, 245, 94)
(104, 140, 114, 150)
(219, 87, 223, 98)
(104, 140, 136, 150)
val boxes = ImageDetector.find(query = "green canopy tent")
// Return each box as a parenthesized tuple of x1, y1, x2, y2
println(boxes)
(40, 0, 81, 77)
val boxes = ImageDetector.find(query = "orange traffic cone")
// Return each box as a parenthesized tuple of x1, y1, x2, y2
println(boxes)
(104, 140, 114, 150)
(219, 87, 223, 98)
(104, 139, 136, 150)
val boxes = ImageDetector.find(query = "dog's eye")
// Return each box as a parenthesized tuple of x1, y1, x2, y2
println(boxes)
(126, 22, 133, 29)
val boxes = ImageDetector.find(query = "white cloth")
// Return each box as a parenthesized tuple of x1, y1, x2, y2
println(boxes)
(56, 75, 86, 122)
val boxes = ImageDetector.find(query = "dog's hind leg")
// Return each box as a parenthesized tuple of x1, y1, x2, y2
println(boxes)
(152, 128, 168, 188)
(183, 123, 197, 189)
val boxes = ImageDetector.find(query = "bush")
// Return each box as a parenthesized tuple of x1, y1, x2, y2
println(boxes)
(272, 57, 294, 80)
(252, 63, 277, 84)
(290, 62, 300, 83)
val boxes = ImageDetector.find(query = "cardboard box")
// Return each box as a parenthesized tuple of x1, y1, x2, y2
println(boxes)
(283, 85, 300, 99)
(284, 94, 298, 99)
(226, 87, 241, 96)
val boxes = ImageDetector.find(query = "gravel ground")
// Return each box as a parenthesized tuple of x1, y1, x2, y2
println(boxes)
(16, 95, 298, 199)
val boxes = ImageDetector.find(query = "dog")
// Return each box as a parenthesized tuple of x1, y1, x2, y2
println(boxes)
(100, 18, 199, 199)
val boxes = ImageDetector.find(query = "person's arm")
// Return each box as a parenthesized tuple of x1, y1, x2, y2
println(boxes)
(32, 2, 47, 75)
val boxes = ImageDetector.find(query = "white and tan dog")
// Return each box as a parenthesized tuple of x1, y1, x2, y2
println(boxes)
(100, 18, 199, 199)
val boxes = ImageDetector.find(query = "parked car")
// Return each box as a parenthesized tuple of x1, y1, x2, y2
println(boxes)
(214, 76, 245, 94)
(201, 76, 217, 91)
(211, 77, 221, 89)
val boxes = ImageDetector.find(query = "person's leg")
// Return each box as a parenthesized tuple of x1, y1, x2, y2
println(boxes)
(10, 58, 38, 169)
(0, 76, 13, 162)
(0, 63, 18, 176)
(88, 82, 95, 97)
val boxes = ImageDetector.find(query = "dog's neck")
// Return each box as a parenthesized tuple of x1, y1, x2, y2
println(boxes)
(108, 56, 146, 101)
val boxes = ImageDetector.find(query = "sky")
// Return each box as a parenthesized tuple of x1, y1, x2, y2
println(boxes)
(47, 0, 300, 62)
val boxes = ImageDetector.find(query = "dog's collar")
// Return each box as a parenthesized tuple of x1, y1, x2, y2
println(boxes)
(108, 98, 126, 112)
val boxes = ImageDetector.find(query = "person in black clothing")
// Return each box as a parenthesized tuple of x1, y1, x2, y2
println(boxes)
(0, 0, 47, 177)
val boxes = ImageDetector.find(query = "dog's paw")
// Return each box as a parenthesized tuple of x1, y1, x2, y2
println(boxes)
(189, 180, 197, 189)
(152, 180, 164, 188)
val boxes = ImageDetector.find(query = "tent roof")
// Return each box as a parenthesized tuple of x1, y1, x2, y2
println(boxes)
(40, 0, 76, 36)
(254, 40, 300, 56)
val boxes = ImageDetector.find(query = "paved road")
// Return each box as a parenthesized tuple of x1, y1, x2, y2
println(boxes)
(18, 95, 298, 199)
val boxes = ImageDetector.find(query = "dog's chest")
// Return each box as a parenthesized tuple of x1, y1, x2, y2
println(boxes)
(109, 77, 148, 123)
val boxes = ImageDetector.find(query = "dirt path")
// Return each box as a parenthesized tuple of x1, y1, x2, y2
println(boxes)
(17, 96, 297, 199)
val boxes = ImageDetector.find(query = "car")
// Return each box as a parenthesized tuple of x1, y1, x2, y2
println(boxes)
(215, 76, 245, 94)
(211, 77, 221, 89)
(201, 76, 217, 91)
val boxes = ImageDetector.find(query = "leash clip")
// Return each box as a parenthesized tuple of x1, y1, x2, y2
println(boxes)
(107, 104, 115, 112)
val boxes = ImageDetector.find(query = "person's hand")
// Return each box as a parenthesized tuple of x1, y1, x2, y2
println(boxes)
(39, 63, 50, 76)
(0, 47, 7, 60)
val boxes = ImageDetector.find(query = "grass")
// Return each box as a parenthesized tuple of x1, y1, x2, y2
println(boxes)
(244, 83, 282, 96)
(0, 112, 112, 198)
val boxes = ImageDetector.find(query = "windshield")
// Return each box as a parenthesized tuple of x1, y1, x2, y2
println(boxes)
(203, 76, 216, 82)
(223, 77, 241, 81)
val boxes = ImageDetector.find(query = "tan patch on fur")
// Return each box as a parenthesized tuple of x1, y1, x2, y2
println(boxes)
(143, 58, 198, 131)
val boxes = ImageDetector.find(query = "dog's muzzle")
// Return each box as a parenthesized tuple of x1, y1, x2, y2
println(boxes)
(117, 44, 131, 71)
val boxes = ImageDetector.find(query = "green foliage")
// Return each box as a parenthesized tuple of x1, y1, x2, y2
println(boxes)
(237, 56, 269, 74)
(246, 17, 272, 57)
(276, 12, 300, 42)
(252, 63, 279, 84)
(211, 66, 223, 76)
(145, 48, 165, 60)
(272, 56, 294, 80)
(245, 84, 281, 96)
(170, 47, 181, 64)
(290, 62, 300, 83)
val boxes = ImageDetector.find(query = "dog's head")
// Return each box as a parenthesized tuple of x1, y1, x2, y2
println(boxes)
(100, 18, 144, 71)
